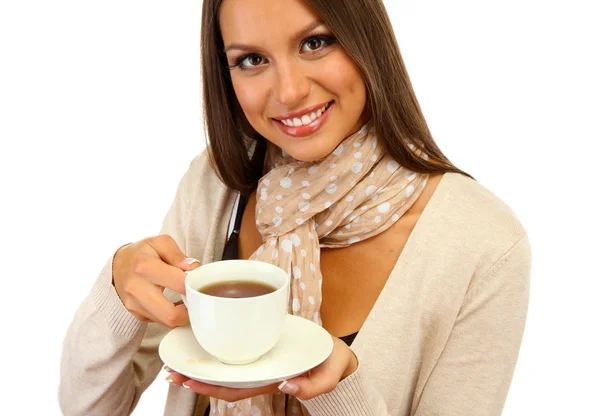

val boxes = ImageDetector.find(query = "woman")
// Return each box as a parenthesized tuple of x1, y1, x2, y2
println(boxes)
(59, 0, 531, 415)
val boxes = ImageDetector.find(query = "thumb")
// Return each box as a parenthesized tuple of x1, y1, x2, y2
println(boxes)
(279, 366, 337, 400)
(146, 235, 201, 271)
(178, 256, 201, 271)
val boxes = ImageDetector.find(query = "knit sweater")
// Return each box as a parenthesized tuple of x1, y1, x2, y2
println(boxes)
(59, 151, 531, 415)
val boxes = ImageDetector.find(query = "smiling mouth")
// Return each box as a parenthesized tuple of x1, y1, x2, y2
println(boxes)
(275, 101, 333, 127)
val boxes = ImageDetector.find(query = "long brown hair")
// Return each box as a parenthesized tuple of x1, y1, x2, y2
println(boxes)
(201, 0, 472, 195)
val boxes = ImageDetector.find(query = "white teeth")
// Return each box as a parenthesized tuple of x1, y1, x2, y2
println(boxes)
(280, 102, 331, 127)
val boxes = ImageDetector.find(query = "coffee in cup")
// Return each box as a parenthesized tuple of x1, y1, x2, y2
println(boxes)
(198, 280, 276, 298)
(182, 260, 290, 365)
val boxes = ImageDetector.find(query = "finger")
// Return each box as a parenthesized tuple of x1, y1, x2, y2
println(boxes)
(129, 296, 163, 324)
(132, 254, 187, 294)
(119, 288, 156, 323)
(282, 345, 348, 400)
(166, 371, 190, 385)
(146, 234, 201, 270)
(278, 367, 338, 400)
(136, 283, 190, 327)
(180, 379, 280, 402)
(125, 298, 153, 323)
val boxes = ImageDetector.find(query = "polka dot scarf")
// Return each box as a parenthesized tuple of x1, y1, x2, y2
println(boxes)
(209, 123, 428, 415)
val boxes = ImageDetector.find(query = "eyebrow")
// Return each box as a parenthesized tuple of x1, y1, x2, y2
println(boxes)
(224, 20, 326, 54)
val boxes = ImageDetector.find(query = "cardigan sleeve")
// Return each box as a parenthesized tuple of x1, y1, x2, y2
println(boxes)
(412, 235, 531, 416)
(58, 158, 197, 416)
(300, 235, 531, 416)
(300, 363, 389, 415)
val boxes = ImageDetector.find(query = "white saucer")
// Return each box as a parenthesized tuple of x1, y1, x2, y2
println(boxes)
(158, 314, 334, 388)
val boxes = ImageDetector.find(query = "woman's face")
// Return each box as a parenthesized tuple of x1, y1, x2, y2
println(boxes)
(220, 0, 369, 162)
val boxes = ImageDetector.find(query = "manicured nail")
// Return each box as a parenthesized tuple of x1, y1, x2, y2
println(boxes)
(182, 383, 190, 389)
(278, 380, 299, 395)
(163, 365, 172, 372)
(166, 376, 173, 383)
(184, 258, 200, 265)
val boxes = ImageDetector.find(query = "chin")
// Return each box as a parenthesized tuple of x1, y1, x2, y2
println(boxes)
(281, 140, 339, 163)
(286, 149, 327, 163)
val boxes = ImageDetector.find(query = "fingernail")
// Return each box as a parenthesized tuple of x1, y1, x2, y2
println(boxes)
(163, 365, 172, 372)
(184, 258, 200, 265)
(182, 383, 190, 389)
(278, 380, 299, 395)
(166, 376, 173, 383)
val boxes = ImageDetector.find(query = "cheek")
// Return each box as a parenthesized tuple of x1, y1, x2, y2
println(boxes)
(318, 54, 365, 100)
(231, 78, 266, 120)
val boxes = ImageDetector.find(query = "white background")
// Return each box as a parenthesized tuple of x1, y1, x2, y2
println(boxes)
(1, 0, 598, 414)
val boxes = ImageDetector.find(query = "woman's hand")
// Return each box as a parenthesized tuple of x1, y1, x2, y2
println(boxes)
(278, 336, 358, 400)
(112, 235, 201, 328)
(165, 336, 358, 401)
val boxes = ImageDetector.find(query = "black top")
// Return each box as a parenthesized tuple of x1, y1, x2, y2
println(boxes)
(339, 331, 359, 346)
(221, 194, 249, 261)
(204, 195, 358, 415)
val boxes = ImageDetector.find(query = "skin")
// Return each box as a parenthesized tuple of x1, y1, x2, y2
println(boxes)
(166, 0, 444, 403)
(222, 0, 369, 162)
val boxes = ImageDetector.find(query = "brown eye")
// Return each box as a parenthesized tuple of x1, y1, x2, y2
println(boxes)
(306, 39, 322, 50)
(300, 36, 335, 53)
(248, 56, 262, 66)
(237, 54, 266, 70)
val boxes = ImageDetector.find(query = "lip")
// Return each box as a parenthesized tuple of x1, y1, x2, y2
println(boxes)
(273, 101, 332, 121)
(272, 101, 334, 138)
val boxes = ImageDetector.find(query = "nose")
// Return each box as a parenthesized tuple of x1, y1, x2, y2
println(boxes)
(272, 60, 311, 107)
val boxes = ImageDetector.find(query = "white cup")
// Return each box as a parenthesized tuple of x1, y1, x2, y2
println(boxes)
(182, 260, 290, 365)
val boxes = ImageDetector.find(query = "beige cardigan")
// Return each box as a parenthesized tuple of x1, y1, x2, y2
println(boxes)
(59, 151, 531, 415)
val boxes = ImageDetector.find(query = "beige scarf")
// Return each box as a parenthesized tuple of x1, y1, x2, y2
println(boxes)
(210, 123, 428, 415)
